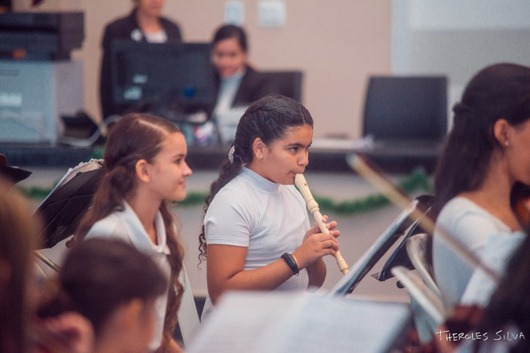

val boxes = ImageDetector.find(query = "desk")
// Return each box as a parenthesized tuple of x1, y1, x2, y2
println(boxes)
(187, 143, 439, 174)
(186, 144, 355, 172)
(1, 140, 440, 174)
(0, 143, 93, 168)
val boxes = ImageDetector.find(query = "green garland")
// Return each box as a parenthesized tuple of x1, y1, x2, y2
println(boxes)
(22, 186, 52, 201)
(21, 169, 432, 216)
(313, 169, 432, 215)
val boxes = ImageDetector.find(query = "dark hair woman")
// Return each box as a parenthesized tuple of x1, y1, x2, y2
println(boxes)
(432, 63, 530, 311)
(210, 24, 278, 120)
(99, 0, 182, 120)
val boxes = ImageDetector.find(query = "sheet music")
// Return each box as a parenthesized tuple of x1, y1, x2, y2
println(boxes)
(186, 291, 411, 353)
(36, 159, 103, 209)
(187, 292, 298, 353)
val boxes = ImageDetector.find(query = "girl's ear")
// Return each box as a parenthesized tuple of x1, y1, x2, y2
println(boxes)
(135, 159, 150, 183)
(252, 137, 266, 160)
(493, 118, 510, 147)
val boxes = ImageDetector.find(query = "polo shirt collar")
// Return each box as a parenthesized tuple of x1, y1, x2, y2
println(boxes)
(241, 167, 279, 192)
(122, 201, 170, 255)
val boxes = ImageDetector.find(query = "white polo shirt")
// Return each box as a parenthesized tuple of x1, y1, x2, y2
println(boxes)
(202, 168, 311, 318)
(85, 201, 171, 352)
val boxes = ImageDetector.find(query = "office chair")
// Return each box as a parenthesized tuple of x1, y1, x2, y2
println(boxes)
(362, 75, 448, 145)
(260, 70, 303, 102)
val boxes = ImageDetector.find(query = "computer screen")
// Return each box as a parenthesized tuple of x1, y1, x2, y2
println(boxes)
(362, 76, 448, 142)
(110, 41, 216, 122)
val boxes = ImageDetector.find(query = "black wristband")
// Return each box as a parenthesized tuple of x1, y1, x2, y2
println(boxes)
(281, 253, 299, 276)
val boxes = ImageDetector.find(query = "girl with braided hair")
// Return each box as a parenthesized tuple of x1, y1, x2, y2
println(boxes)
(198, 95, 341, 319)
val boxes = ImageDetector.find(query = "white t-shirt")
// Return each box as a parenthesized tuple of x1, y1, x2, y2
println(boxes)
(202, 168, 311, 317)
(461, 231, 524, 307)
(213, 70, 245, 118)
(433, 197, 512, 311)
(145, 29, 168, 43)
(85, 201, 171, 352)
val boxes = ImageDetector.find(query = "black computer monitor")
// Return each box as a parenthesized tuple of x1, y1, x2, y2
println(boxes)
(110, 41, 216, 122)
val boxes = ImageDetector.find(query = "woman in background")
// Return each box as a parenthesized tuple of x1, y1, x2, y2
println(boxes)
(210, 24, 278, 119)
(99, 0, 182, 120)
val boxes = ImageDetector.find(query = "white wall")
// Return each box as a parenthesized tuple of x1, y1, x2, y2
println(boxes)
(13, 0, 392, 140)
(11, 1, 530, 138)
(392, 0, 530, 123)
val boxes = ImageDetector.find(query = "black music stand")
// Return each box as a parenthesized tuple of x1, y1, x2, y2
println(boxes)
(34, 159, 104, 248)
(328, 194, 434, 297)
